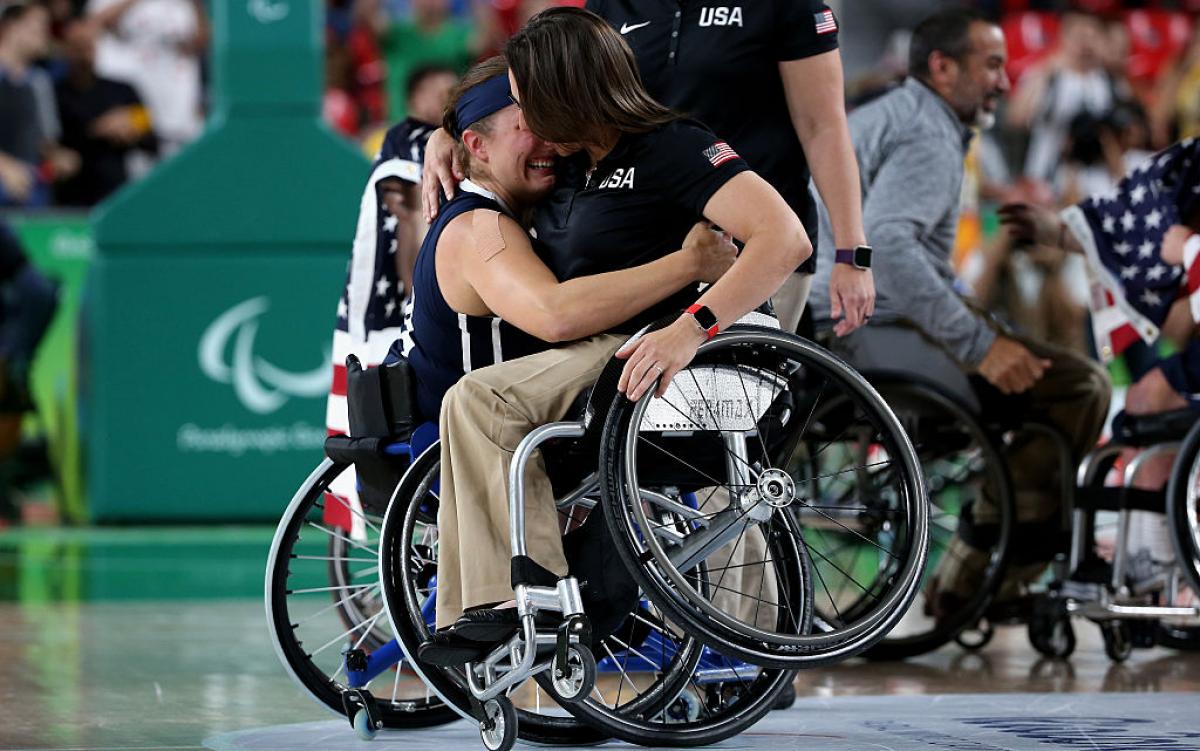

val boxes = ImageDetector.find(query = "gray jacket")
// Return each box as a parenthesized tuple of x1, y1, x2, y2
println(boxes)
(809, 77, 996, 367)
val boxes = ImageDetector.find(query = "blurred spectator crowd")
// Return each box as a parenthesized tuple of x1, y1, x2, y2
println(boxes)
(0, 0, 207, 208)
(1, 0, 1197, 263)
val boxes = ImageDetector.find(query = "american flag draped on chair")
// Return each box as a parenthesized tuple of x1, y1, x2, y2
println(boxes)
(324, 119, 433, 536)
(1061, 137, 1200, 362)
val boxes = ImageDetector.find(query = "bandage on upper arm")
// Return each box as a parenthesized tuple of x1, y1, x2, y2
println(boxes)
(472, 209, 508, 262)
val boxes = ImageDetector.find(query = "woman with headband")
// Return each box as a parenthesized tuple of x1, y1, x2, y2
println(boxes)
(395, 56, 734, 427)
(393, 57, 736, 665)
(424, 8, 808, 664)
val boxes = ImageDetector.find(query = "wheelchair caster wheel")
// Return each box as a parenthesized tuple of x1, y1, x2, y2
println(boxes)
(1029, 610, 1075, 659)
(352, 709, 378, 741)
(480, 698, 517, 751)
(955, 618, 994, 652)
(550, 645, 596, 704)
(341, 687, 382, 738)
(1101, 621, 1133, 662)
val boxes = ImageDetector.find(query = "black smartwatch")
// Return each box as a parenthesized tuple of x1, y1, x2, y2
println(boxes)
(834, 245, 872, 269)
(685, 304, 719, 339)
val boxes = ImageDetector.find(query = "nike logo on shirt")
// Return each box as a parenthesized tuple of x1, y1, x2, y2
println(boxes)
(620, 21, 650, 34)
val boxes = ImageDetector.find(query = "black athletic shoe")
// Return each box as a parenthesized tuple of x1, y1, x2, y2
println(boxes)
(454, 608, 560, 642)
(416, 628, 494, 667)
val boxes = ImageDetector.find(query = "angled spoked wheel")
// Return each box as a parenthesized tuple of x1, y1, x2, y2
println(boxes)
(265, 458, 456, 729)
(600, 329, 929, 668)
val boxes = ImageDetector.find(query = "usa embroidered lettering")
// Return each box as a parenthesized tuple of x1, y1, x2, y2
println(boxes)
(814, 9, 837, 34)
(599, 167, 636, 189)
(698, 6, 743, 27)
(703, 141, 739, 167)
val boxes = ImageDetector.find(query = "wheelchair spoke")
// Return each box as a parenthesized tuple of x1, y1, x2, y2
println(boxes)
(732, 364, 776, 465)
(292, 554, 379, 565)
(309, 596, 385, 659)
(713, 520, 751, 599)
(291, 584, 381, 628)
(304, 520, 378, 556)
(288, 582, 373, 596)
(329, 609, 389, 683)
(637, 434, 753, 491)
(653, 391, 761, 479)
(324, 490, 384, 536)
(391, 655, 403, 703)
(793, 458, 893, 488)
(601, 642, 646, 708)
(793, 498, 900, 561)
(681, 573, 781, 609)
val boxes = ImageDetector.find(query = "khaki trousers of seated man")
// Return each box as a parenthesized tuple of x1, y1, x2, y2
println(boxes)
(702, 487, 779, 632)
(435, 335, 625, 630)
(830, 321, 1111, 602)
(770, 272, 813, 335)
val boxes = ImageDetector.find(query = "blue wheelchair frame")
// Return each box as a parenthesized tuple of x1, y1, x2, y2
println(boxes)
(342, 422, 760, 692)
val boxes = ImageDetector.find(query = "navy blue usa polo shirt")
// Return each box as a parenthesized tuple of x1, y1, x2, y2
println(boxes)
(587, 0, 840, 272)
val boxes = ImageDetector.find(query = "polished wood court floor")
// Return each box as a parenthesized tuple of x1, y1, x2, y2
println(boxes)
(1, 527, 1196, 750)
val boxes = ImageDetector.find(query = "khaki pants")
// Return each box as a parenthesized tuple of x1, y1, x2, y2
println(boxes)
(704, 486, 779, 631)
(771, 272, 813, 335)
(435, 335, 625, 629)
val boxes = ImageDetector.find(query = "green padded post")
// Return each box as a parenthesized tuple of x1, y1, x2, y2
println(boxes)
(87, 0, 369, 521)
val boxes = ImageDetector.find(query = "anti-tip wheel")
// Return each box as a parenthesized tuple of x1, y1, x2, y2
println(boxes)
(955, 618, 995, 652)
(1029, 612, 1076, 659)
(352, 708, 379, 741)
(550, 645, 596, 704)
(1101, 621, 1133, 662)
(480, 698, 517, 751)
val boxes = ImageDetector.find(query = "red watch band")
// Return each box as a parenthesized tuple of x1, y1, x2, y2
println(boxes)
(685, 304, 719, 339)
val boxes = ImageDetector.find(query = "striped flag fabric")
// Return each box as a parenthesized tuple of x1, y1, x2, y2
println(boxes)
(1062, 137, 1200, 362)
(703, 140, 739, 168)
(1184, 233, 1200, 323)
(324, 118, 432, 536)
(814, 9, 837, 34)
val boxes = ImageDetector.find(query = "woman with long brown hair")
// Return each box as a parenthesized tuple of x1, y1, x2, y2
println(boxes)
(423, 7, 810, 663)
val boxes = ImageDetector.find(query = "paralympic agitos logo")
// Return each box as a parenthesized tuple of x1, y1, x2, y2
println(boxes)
(198, 297, 329, 415)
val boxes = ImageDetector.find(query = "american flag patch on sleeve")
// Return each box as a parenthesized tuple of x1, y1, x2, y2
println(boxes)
(703, 141, 739, 167)
(814, 9, 837, 34)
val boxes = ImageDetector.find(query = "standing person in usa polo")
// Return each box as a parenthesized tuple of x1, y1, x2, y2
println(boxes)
(587, 0, 874, 337)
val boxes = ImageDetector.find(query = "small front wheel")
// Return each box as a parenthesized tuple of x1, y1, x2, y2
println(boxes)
(1029, 609, 1075, 659)
(480, 698, 517, 751)
(550, 645, 596, 704)
(1101, 621, 1133, 662)
(352, 708, 379, 741)
(955, 618, 995, 652)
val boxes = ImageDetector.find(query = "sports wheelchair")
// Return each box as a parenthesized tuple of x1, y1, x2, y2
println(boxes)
(267, 321, 930, 748)
(855, 374, 1080, 660)
(1027, 407, 1200, 661)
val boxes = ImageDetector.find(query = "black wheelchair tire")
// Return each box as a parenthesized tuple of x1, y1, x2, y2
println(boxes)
(863, 379, 1015, 661)
(1166, 418, 1200, 599)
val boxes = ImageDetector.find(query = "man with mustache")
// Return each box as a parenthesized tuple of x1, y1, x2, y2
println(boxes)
(809, 8, 1111, 616)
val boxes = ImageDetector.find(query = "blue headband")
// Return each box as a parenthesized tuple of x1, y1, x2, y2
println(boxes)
(452, 74, 512, 138)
